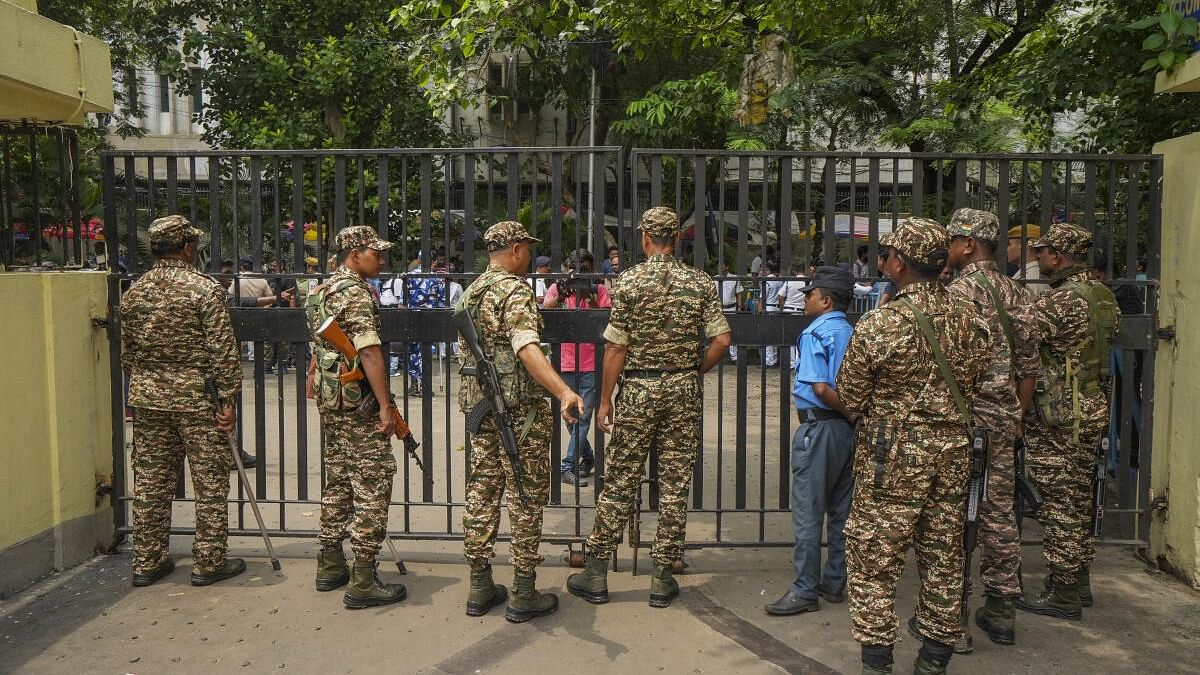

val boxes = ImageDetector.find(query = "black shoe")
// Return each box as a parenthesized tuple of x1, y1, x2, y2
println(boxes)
(577, 459, 595, 478)
(764, 590, 819, 616)
(818, 586, 846, 604)
(907, 615, 925, 641)
(191, 558, 247, 586)
(236, 450, 257, 469)
(132, 559, 175, 587)
(561, 470, 588, 487)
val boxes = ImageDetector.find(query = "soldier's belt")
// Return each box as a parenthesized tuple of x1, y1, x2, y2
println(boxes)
(797, 407, 846, 423)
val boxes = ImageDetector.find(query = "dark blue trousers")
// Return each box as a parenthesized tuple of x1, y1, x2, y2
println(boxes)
(790, 416, 856, 600)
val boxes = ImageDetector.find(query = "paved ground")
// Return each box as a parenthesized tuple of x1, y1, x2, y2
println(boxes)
(2, 540, 1198, 674)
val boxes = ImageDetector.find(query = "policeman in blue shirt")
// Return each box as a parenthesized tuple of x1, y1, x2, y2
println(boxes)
(766, 265, 857, 616)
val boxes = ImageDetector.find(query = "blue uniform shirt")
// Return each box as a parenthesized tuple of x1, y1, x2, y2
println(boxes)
(792, 310, 853, 410)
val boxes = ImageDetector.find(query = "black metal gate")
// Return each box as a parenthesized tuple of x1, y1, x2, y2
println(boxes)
(101, 147, 1160, 553)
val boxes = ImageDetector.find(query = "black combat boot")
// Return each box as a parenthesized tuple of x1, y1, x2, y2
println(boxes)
(566, 554, 609, 604)
(343, 560, 406, 609)
(191, 558, 246, 586)
(913, 638, 953, 675)
(505, 572, 558, 623)
(648, 562, 681, 608)
(974, 594, 1016, 645)
(1016, 574, 1082, 621)
(861, 643, 894, 674)
(131, 558, 175, 587)
(465, 564, 508, 616)
(315, 545, 350, 592)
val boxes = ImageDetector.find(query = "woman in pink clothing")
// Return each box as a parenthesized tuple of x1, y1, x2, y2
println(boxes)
(542, 249, 612, 486)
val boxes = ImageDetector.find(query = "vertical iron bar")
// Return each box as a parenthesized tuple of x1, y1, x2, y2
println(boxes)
(208, 156, 220, 273)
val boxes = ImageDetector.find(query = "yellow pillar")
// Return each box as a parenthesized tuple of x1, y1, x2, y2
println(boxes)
(1149, 49, 1200, 588)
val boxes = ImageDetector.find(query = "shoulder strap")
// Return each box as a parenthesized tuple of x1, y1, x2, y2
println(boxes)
(899, 296, 973, 434)
(972, 271, 1016, 366)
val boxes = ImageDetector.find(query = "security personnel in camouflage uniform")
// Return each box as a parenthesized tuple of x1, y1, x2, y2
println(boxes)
(836, 218, 991, 675)
(455, 221, 584, 623)
(307, 225, 406, 609)
(567, 207, 732, 609)
(1015, 223, 1118, 621)
(120, 215, 245, 587)
(944, 208, 1039, 648)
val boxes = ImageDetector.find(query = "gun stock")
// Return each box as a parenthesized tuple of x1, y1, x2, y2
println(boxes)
(316, 316, 365, 384)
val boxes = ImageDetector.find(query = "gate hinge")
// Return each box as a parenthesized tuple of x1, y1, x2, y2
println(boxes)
(1150, 489, 1169, 513)
(95, 475, 114, 506)
(91, 316, 109, 329)
(1157, 325, 1176, 342)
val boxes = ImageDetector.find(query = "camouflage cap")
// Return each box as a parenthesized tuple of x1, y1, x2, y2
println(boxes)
(639, 206, 680, 238)
(334, 225, 394, 252)
(947, 208, 999, 242)
(1030, 222, 1093, 255)
(880, 217, 950, 267)
(484, 220, 540, 251)
(147, 215, 202, 247)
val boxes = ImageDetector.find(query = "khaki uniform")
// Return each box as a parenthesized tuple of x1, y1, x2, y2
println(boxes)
(120, 218, 240, 577)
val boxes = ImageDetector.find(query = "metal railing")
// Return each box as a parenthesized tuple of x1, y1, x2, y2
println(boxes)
(101, 147, 1161, 553)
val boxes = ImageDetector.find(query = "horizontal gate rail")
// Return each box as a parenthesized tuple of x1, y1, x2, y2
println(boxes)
(103, 147, 1161, 555)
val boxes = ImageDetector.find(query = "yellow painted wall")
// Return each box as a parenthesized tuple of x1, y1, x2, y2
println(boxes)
(0, 273, 112, 565)
(1150, 132, 1200, 589)
(0, 0, 114, 124)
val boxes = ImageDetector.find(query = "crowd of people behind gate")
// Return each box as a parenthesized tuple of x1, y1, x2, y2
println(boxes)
(119, 204, 1124, 675)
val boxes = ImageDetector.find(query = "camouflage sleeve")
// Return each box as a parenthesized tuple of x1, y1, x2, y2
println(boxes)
(602, 276, 631, 346)
(967, 309, 994, 395)
(333, 285, 382, 351)
(118, 295, 135, 373)
(835, 310, 890, 415)
(199, 282, 241, 403)
(1010, 285, 1040, 379)
(700, 273, 731, 337)
(499, 280, 543, 353)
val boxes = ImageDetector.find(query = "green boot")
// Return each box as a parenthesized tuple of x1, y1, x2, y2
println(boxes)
(912, 655, 948, 675)
(1078, 569, 1094, 607)
(505, 572, 559, 623)
(648, 563, 680, 608)
(315, 546, 350, 592)
(1016, 575, 1081, 621)
(862, 667, 893, 675)
(566, 554, 609, 604)
(465, 564, 508, 617)
(343, 560, 407, 609)
(974, 595, 1015, 645)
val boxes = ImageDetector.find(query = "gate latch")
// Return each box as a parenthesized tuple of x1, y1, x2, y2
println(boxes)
(1157, 325, 1176, 342)
(1150, 489, 1169, 513)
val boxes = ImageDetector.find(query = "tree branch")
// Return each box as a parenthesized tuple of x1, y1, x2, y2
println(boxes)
(960, 0, 1059, 77)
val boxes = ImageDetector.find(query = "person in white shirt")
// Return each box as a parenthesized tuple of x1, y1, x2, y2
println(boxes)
(714, 261, 741, 362)
(379, 273, 406, 375)
(762, 259, 784, 367)
(852, 244, 870, 280)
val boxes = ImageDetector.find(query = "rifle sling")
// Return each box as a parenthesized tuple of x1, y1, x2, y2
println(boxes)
(972, 271, 1016, 367)
(899, 296, 973, 437)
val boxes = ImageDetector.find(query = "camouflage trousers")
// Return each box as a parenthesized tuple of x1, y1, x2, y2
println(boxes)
(845, 425, 969, 647)
(586, 373, 700, 565)
(1025, 401, 1107, 586)
(978, 430, 1021, 598)
(132, 407, 233, 576)
(318, 411, 396, 560)
(463, 399, 553, 575)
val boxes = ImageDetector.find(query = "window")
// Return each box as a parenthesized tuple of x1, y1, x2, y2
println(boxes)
(190, 68, 204, 114)
(158, 74, 171, 112)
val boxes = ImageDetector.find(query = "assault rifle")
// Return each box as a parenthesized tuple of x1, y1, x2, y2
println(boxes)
(453, 307, 529, 505)
(958, 426, 990, 655)
(1092, 436, 1111, 537)
(315, 316, 424, 473)
(1014, 438, 1044, 516)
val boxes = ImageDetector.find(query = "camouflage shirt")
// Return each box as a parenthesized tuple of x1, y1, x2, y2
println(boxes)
(948, 260, 1039, 435)
(119, 258, 240, 412)
(602, 254, 730, 371)
(1021, 266, 1120, 366)
(457, 262, 543, 363)
(306, 266, 383, 354)
(837, 281, 991, 432)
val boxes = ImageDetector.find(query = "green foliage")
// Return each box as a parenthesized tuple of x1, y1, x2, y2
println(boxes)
(610, 73, 738, 148)
(1130, 2, 1200, 74)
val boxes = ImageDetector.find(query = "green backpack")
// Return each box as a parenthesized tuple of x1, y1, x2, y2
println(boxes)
(1034, 279, 1118, 440)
